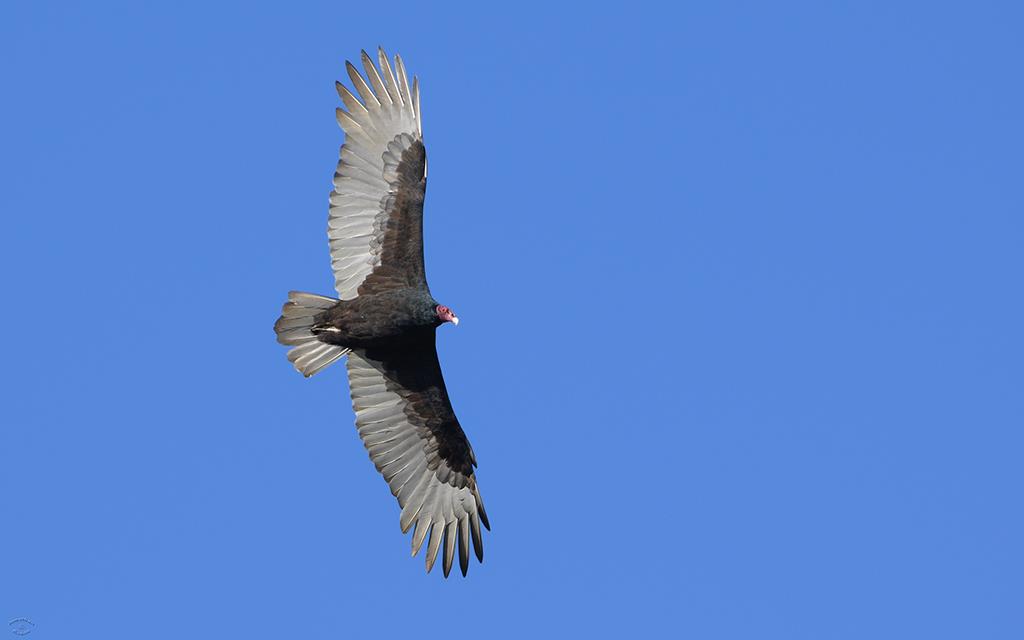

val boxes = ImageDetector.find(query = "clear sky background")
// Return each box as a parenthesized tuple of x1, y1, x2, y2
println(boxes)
(2, 1, 1021, 638)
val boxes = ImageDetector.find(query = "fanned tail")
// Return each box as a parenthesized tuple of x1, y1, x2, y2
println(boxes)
(274, 291, 349, 377)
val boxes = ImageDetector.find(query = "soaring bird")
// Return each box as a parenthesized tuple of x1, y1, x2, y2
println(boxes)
(274, 49, 488, 577)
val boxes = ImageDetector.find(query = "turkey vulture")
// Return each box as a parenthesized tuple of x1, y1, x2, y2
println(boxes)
(273, 49, 488, 577)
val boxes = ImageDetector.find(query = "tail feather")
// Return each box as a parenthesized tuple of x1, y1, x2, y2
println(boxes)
(274, 291, 349, 377)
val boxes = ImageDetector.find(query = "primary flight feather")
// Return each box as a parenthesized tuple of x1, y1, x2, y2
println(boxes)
(274, 48, 488, 578)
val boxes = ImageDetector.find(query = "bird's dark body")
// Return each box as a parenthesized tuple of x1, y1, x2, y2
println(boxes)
(312, 288, 441, 349)
(307, 286, 478, 481)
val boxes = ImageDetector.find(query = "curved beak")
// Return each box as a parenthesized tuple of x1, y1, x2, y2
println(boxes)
(451, 316, 459, 326)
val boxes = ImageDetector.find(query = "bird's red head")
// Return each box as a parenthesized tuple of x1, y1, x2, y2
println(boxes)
(436, 304, 459, 326)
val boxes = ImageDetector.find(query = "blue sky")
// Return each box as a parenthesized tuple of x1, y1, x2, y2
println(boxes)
(2, 1, 1021, 638)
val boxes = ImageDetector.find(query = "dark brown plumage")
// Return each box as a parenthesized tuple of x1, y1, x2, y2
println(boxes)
(273, 49, 488, 578)
(356, 139, 427, 296)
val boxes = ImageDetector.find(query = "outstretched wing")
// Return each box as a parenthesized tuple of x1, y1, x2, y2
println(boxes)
(329, 48, 428, 300)
(346, 337, 489, 577)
